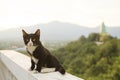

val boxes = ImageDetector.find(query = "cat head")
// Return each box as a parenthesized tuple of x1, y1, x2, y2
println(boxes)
(22, 29, 40, 46)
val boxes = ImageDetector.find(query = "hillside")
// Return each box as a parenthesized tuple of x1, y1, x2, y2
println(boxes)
(52, 33, 120, 80)
(0, 21, 119, 42)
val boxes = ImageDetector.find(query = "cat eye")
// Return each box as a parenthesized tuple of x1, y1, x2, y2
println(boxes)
(26, 39, 29, 41)
(32, 39, 36, 41)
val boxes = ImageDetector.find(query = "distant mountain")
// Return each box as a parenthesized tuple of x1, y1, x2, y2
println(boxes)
(107, 27, 120, 38)
(0, 21, 119, 42)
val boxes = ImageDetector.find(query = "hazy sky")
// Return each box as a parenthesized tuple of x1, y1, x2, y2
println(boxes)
(0, 0, 120, 30)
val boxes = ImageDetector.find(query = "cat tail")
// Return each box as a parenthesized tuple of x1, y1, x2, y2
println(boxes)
(59, 66, 65, 74)
(56, 65, 65, 75)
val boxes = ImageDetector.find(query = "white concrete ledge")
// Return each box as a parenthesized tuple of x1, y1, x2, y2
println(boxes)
(0, 50, 83, 80)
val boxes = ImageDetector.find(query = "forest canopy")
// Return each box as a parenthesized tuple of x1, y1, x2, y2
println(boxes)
(52, 33, 120, 80)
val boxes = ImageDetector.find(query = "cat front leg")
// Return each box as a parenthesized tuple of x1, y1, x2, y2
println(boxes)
(35, 60, 42, 73)
(29, 59, 35, 71)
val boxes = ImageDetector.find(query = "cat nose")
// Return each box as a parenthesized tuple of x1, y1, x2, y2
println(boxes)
(27, 42, 33, 46)
(29, 43, 32, 46)
(27, 38, 33, 46)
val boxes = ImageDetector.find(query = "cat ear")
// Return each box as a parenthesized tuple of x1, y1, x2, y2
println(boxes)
(35, 29, 40, 36)
(22, 29, 27, 36)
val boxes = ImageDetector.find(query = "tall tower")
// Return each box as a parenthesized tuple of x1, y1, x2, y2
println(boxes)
(99, 22, 107, 34)
(99, 22, 108, 42)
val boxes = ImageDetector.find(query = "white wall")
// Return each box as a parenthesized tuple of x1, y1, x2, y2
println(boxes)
(0, 50, 83, 80)
(0, 60, 17, 80)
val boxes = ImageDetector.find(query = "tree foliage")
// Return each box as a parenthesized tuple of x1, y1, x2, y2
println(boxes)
(52, 33, 120, 80)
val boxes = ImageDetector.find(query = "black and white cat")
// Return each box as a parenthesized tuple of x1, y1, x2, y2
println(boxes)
(22, 29, 65, 74)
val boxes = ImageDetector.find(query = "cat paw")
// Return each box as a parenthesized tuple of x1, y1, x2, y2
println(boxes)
(33, 70, 39, 74)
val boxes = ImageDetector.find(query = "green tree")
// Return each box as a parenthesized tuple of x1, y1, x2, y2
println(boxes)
(52, 33, 119, 80)
(88, 33, 100, 41)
